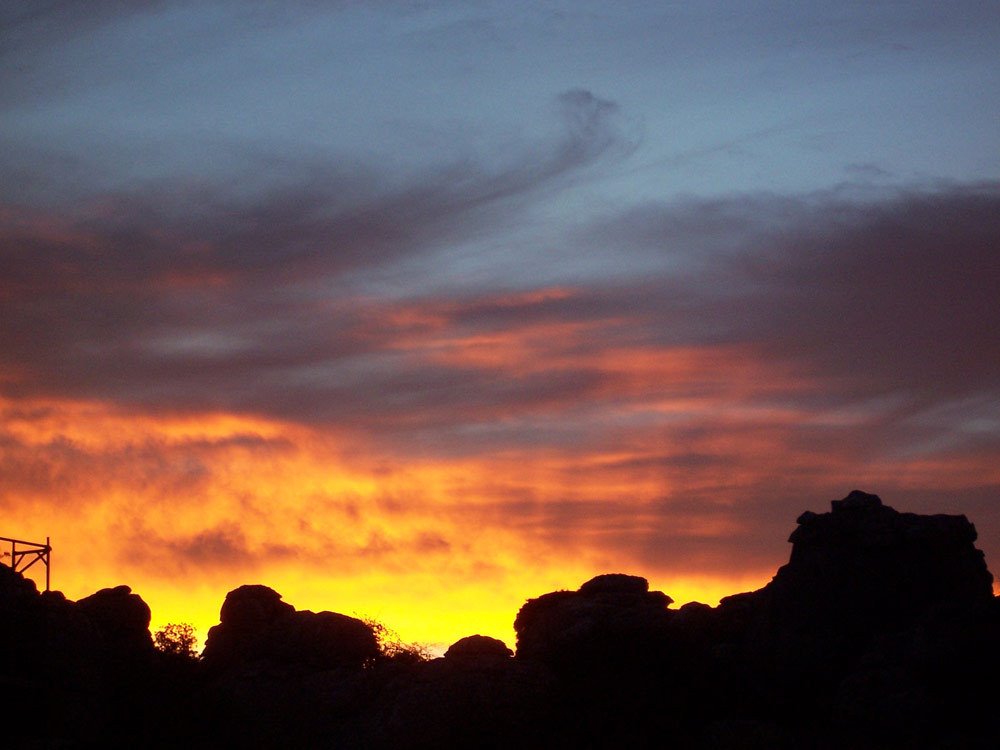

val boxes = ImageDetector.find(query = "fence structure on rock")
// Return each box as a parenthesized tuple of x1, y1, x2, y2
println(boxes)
(1, 535, 50, 591)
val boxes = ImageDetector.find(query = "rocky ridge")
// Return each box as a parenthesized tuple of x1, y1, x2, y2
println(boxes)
(2, 490, 997, 748)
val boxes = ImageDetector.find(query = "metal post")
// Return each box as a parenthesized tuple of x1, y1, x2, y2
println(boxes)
(45, 536, 50, 592)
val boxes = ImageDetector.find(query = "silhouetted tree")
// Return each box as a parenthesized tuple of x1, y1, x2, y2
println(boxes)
(153, 623, 199, 659)
(359, 616, 431, 666)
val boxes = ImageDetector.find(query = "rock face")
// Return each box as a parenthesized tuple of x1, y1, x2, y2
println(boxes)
(444, 634, 513, 662)
(3, 489, 998, 748)
(76, 584, 154, 657)
(505, 491, 999, 748)
(194, 585, 382, 746)
(202, 584, 378, 672)
(771, 489, 993, 629)
(513, 573, 685, 746)
(0, 567, 158, 744)
(371, 635, 550, 750)
(218, 583, 294, 629)
(702, 490, 998, 743)
(514, 573, 673, 671)
(715, 490, 993, 663)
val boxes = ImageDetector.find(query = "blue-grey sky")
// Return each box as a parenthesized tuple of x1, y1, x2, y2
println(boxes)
(5, 2, 998, 193)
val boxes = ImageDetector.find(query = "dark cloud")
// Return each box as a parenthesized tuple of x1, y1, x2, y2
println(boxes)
(844, 162, 891, 180)
(0, 1, 164, 38)
(0, 0, 167, 106)
(2, 151, 586, 292)
(391, 182, 1000, 431)
(165, 525, 262, 566)
(2, 139, 997, 467)
(0, 88, 627, 409)
(119, 523, 300, 577)
(119, 518, 459, 580)
(0, 418, 293, 507)
(603, 182, 1000, 401)
(456, 489, 798, 579)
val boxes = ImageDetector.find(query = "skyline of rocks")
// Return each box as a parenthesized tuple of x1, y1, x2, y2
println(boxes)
(3, 490, 998, 748)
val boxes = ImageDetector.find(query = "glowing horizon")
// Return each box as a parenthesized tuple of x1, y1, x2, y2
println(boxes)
(5, 388, 997, 652)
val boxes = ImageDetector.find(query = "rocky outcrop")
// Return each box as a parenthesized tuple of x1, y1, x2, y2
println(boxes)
(0, 567, 160, 744)
(769, 489, 992, 628)
(712, 490, 993, 668)
(513, 573, 686, 746)
(514, 573, 673, 671)
(3, 489, 997, 748)
(202, 584, 378, 672)
(685, 490, 999, 743)
(507, 490, 999, 747)
(370, 635, 552, 750)
(76, 584, 154, 658)
(444, 634, 513, 662)
(192, 586, 381, 746)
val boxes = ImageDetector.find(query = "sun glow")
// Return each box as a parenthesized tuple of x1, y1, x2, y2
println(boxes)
(0, 390, 789, 651)
(3, 356, 996, 653)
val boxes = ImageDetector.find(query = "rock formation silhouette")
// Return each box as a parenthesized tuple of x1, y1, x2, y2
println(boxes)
(202, 583, 378, 672)
(2, 490, 997, 748)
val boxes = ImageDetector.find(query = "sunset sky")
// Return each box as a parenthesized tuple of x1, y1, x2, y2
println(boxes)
(2, 1, 999, 650)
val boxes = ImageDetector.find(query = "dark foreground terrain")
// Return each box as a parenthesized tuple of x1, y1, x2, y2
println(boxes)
(3, 490, 999, 748)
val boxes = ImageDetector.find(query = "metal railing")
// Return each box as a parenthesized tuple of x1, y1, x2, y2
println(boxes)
(1, 535, 51, 591)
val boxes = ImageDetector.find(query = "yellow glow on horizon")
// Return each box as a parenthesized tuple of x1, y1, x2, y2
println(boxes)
(140, 566, 776, 656)
(3, 385, 997, 654)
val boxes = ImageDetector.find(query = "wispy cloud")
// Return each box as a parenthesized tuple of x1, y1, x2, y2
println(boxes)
(4, 178, 997, 457)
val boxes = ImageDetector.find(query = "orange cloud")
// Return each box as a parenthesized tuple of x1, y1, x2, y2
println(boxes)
(4, 363, 996, 655)
(0, 389, 790, 649)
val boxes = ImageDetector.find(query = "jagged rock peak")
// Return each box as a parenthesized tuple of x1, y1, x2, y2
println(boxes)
(579, 573, 653, 596)
(831, 488, 883, 511)
(775, 490, 994, 628)
(790, 490, 981, 548)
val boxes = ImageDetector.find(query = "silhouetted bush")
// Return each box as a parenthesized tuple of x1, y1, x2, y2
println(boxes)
(153, 622, 199, 659)
(362, 616, 432, 666)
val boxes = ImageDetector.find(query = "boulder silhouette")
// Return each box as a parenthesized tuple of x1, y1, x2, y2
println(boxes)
(705, 490, 997, 738)
(514, 572, 673, 670)
(76, 584, 154, 657)
(0, 568, 163, 744)
(202, 584, 378, 672)
(716, 490, 993, 648)
(444, 634, 513, 662)
(370, 635, 552, 749)
(0, 566, 103, 740)
(218, 583, 295, 629)
(772, 489, 992, 626)
(508, 491, 999, 747)
(513, 573, 684, 745)
(0, 560, 40, 604)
